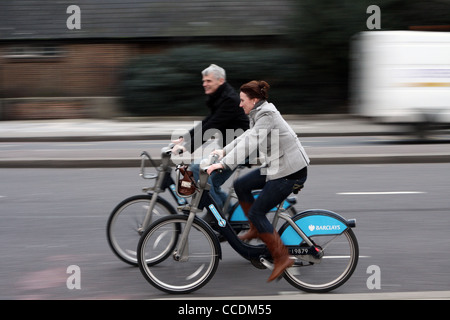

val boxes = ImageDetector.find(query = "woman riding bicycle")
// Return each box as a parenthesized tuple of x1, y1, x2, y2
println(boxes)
(207, 80, 310, 282)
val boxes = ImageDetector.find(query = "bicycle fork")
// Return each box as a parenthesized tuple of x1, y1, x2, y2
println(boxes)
(173, 211, 196, 262)
(172, 189, 204, 262)
(139, 170, 166, 233)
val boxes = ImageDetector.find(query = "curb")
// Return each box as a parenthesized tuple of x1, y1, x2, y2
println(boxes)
(0, 131, 406, 143)
(1, 154, 449, 168)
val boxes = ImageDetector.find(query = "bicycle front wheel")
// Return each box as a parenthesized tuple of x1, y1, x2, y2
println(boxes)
(106, 194, 177, 266)
(137, 215, 220, 294)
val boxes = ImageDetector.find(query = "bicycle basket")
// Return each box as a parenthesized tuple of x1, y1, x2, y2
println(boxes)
(175, 165, 197, 197)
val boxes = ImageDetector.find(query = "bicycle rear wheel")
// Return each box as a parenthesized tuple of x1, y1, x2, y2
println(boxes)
(280, 211, 359, 293)
(137, 215, 220, 294)
(106, 194, 177, 266)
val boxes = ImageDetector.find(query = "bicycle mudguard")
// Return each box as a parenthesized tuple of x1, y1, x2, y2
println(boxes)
(280, 210, 355, 246)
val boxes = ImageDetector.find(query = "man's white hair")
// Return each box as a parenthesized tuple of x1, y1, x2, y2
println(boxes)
(202, 64, 226, 80)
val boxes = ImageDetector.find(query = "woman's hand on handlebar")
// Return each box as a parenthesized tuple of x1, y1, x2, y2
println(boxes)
(207, 163, 224, 175)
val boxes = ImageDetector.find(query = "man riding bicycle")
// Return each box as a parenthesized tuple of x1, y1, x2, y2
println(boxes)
(172, 64, 249, 214)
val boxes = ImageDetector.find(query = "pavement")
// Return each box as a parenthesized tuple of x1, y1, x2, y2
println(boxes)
(1, 115, 450, 167)
(0, 115, 401, 142)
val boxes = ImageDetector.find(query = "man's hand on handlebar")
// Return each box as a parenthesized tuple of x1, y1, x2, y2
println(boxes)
(172, 137, 184, 145)
(171, 137, 186, 155)
(171, 144, 186, 155)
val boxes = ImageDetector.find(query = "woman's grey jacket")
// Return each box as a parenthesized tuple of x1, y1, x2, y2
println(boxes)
(220, 101, 310, 180)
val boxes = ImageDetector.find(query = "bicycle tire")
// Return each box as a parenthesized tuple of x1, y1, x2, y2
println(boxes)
(106, 194, 177, 266)
(279, 210, 359, 293)
(137, 214, 221, 294)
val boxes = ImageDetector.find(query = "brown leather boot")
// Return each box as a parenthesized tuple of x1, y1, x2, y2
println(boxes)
(237, 202, 259, 241)
(259, 230, 294, 282)
(239, 222, 259, 241)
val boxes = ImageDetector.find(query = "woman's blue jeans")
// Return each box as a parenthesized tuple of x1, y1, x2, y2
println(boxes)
(234, 168, 307, 234)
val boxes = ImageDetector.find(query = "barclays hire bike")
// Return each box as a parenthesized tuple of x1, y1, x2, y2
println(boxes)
(107, 144, 182, 265)
(106, 144, 297, 266)
(137, 161, 359, 294)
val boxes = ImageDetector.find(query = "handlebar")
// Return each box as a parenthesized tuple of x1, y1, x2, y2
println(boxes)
(140, 143, 184, 179)
(200, 153, 223, 174)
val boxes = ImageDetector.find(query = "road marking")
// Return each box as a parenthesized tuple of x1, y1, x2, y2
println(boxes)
(323, 255, 371, 259)
(0, 144, 20, 148)
(337, 191, 426, 195)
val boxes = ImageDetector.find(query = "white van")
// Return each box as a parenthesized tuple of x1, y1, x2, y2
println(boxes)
(351, 31, 450, 137)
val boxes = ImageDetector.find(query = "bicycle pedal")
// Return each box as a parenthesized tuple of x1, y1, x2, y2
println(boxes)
(259, 257, 273, 270)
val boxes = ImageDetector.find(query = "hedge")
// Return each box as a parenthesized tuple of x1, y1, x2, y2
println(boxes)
(118, 45, 307, 116)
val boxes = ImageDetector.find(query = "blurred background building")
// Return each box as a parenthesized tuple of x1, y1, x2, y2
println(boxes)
(0, 0, 295, 119)
(0, 0, 449, 120)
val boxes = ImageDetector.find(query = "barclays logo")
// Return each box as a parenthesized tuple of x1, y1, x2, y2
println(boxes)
(309, 224, 341, 232)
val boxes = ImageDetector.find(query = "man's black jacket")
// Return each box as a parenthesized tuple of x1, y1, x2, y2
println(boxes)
(187, 82, 249, 153)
